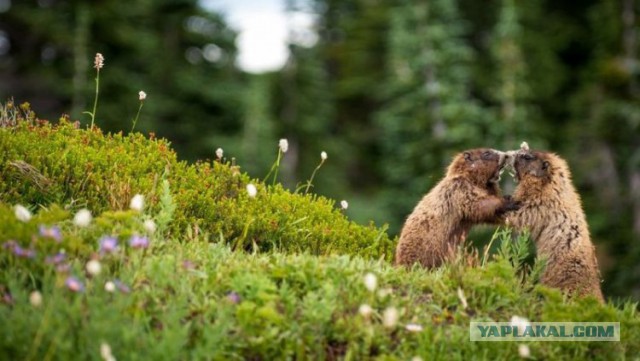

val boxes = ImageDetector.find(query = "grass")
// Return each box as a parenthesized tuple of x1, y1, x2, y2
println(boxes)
(0, 102, 639, 360)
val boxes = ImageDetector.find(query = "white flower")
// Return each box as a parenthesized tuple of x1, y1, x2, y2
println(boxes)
(278, 138, 289, 153)
(382, 307, 399, 328)
(130, 194, 144, 212)
(143, 219, 157, 234)
(86, 259, 102, 276)
(340, 200, 349, 210)
(518, 344, 530, 358)
(246, 184, 257, 198)
(510, 316, 531, 331)
(457, 287, 468, 309)
(363, 272, 377, 292)
(138, 91, 147, 101)
(100, 342, 116, 361)
(377, 288, 393, 298)
(29, 291, 43, 307)
(94, 53, 104, 69)
(411, 357, 424, 361)
(15, 204, 32, 222)
(358, 304, 373, 318)
(321, 151, 327, 161)
(73, 209, 92, 227)
(405, 323, 423, 332)
(104, 281, 116, 293)
(215, 148, 224, 159)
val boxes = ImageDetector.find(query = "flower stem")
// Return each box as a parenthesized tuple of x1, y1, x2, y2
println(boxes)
(304, 160, 325, 194)
(131, 101, 144, 132)
(90, 69, 100, 129)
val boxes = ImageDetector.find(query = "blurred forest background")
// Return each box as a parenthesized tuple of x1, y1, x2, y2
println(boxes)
(1, 0, 639, 300)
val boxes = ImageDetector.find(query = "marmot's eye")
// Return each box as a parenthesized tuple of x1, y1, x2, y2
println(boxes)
(523, 154, 534, 161)
(482, 151, 493, 160)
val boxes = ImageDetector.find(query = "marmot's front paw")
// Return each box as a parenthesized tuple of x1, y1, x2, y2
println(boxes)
(498, 196, 521, 214)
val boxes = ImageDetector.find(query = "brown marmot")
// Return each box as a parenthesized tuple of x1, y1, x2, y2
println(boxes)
(395, 148, 517, 268)
(506, 144, 604, 302)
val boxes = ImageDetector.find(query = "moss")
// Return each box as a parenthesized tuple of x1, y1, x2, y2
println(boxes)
(0, 105, 394, 260)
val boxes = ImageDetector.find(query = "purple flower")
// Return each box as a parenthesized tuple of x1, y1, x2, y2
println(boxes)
(182, 260, 196, 270)
(39, 225, 62, 242)
(1, 292, 13, 305)
(13, 245, 36, 259)
(55, 263, 71, 273)
(113, 280, 131, 293)
(99, 236, 118, 254)
(2, 240, 18, 250)
(45, 252, 66, 265)
(129, 235, 149, 249)
(226, 291, 241, 304)
(65, 276, 84, 292)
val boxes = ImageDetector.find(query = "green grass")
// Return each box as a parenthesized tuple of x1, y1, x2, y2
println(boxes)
(0, 102, 639, 360)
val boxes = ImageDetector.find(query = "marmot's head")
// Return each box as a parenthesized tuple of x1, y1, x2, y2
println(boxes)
(512, 148, 570, 188)
(447, 148, 507, 187)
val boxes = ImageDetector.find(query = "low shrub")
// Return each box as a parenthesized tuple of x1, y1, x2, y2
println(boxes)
(0, 103, 394, 260)
(0, 204, 637, 360)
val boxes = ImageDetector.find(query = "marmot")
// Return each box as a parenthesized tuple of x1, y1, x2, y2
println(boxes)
(506, 144, 604, 302)
(395, 148, 517, 268)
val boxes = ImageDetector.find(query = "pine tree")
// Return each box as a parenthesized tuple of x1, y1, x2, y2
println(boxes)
(375, 0, 490, 233)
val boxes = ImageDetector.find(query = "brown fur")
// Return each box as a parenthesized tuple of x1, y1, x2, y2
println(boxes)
(395, 149, 515, 268)
(506, 150, 604, 302)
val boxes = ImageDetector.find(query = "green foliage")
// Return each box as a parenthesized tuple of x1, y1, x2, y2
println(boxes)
(375, 0, 491, 234)
(0, 205, 637, 360)
(0, 110, 394, 260)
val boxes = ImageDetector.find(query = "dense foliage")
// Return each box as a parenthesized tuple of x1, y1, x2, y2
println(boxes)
(0, 0, 639, 299)
(1, 203, 638, 360)
(0, 105, 393, 260)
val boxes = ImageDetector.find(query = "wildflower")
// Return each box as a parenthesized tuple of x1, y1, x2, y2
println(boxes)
(278, 138, 289, 153)
(56, 264, 71, 273)
(182, 260, 196, 270)
(363, 272, 377, 292)
(39, 225, 62, 242)
(65, 276, 84, 292)
(358, 304, 373, 318)
(246, 183, 257, 198)
(29, 291, 43, 307)
(382, 307, 399, 328)
(104, 281, 116, 293)
(405, 323, 423, 332)
(130, 194, 144, 212)
(99, 236, 119, 254)
(143, 219, 157, 234)
(518, 344, 530, 358)
(377, 287, 393, 298)
(100, 342, 116, 361)
(226, 291, 241, 304)
(216, 148, 224, 159)
(510, 316, 531, 330)
(321, 151, 327, 161)
(13, 245, 36, 259)
(86, 259, 102, 276)
(14, 204, 31, 222)
(129, 235, 149, 249)
(113, 280, 130, 293)
(457, 287, 468, 310)
(94, 53, 104, 69)
(45, 252, 66, 265)
(340, 200, 349, 210)
(138, 90, 147, 101)
(2, 240, 17, 250)
(412, 357, 424, 361)
(73, 209, 92, 227)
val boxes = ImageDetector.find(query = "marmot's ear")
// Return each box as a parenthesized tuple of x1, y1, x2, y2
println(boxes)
(542, 161, 550, 170)
(464, 152, 472, 161)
